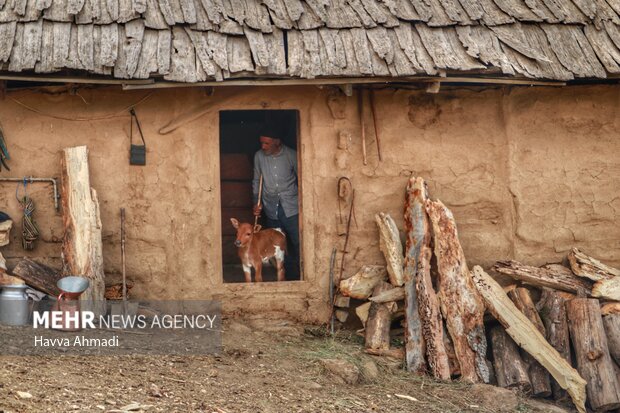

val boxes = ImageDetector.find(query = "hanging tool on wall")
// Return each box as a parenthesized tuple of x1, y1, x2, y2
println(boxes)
(0, 123, 11, 171)
(129, 108, 146, 165)
(16, 179, 39, 250)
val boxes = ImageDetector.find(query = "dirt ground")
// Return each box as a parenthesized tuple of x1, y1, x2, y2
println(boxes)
(0, 318, 576, 413)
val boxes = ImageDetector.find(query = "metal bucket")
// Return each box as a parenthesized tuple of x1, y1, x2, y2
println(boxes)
(0, 284, 30, 326)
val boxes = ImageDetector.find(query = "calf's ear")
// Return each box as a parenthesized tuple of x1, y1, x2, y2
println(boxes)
(230, 218, 239, 229)
(253, 224, 262, 233)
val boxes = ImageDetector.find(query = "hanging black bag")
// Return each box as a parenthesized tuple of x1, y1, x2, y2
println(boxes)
(129, 108, 146, 165)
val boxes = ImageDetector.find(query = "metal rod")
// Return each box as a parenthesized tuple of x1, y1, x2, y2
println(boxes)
(338, 189, 355, 284)
(329, 247, 337, 336)
(121, 208, 126, 303)
(0, 177, 59, 211)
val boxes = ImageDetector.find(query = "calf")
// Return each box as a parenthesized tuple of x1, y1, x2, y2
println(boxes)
(230, 218, 287, 282)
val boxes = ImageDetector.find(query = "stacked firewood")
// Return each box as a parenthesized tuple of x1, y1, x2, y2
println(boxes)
(336, 175, 620, 413)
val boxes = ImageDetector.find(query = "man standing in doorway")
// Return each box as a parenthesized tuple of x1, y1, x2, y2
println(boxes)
(253, 133, 300, 280)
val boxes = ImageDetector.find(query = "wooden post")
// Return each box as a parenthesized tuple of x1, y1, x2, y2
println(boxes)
(61, 146, 106, 316)
(537, 288, 572, 402)
(507, 287, 551, 397)
(426, 200, 488, 383)
(365, 282, 394, 351)
(567, 298, 620, 412)
(490, 326, 531, 391)
(404, 176, 449, 379)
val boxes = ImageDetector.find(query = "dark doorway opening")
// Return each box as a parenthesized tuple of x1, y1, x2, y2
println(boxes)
(219, 110, 301, 283)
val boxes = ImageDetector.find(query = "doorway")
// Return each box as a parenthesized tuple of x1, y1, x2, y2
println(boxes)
(219, 110, 301, 283)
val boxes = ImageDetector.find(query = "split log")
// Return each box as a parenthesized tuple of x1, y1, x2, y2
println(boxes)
(568, 247, 620, 281)
(356, 302, 371, 327)
(335, 309, 349, 323)
(592, 277, 620, 301)
(566, 298, 620, 412)
(426, 200, 488, 383)
(365, 282, 394, 350)
(339, 265, 387, 299)
(490, 326, 531, 391)
(369, 287, 404, 303)
(507, 287, 551, 397)
(603, 314, 620, 366)
(602, 302, 620, 316)
(374, 212, 404, 286)
(61, 146, 106, 316)
(493, 260, 592, 296)
(537, 288, 572, 402)
(402, 175, 429, 374)
(471, 266, 586, 413)
(12, 258, 61, 296)
(334, 295, 350, 308)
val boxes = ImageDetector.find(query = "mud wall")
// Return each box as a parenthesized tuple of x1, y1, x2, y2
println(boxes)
(0, 84, 617, 323)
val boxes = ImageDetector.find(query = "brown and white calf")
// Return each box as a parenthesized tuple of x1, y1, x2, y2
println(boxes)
(230, 218, 287, 282)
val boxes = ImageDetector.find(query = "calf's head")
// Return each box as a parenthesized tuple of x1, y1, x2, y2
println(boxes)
(230, 218, 261, 247)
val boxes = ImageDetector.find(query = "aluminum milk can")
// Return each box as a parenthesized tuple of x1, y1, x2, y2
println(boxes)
(0, 284, 30, 325)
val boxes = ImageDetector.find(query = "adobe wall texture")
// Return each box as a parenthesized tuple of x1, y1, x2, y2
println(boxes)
(0, 84, 617, 323)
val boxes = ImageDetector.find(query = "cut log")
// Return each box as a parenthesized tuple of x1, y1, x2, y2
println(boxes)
(356, 301, 371, 327)
(365, 282, 394, 350)
(369, 286, 404, 303)
(61, 146, 106, 316)
(490, 326, 531, 392)
(333, 294, 351, 308)
(537, 288, 572, 402)
(339, 265, 387, 299)
(402, 175, 429, 375)
(471, 266, 587, 413)
(592, 277, 620, 301)
(426, 199, 488, 383)
(374, 212, 404, 286)
(335, 309, 349, 323)
(12, 258, 61, 296)
(568, 247, 620, 281)
(603, 314, 620, 366)
(566, 298, 620, 412)
(507, 287, 551, 397)
(493, 260, 592, 296)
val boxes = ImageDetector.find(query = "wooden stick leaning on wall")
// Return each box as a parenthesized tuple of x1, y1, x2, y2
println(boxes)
(254, 175, 263, 231)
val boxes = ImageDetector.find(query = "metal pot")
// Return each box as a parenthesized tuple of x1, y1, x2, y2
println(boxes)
(0, 284, 30, 326)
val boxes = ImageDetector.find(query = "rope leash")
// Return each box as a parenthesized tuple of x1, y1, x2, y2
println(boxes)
(16, 179, 39, 250)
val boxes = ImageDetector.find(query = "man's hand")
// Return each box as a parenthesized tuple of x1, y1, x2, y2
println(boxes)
(253, 204, 262, 216)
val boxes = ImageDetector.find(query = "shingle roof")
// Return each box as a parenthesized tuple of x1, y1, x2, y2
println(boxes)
(1, 0, 620, 82)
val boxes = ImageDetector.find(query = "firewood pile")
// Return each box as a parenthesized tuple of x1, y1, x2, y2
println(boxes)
(335, 175, 620, 413)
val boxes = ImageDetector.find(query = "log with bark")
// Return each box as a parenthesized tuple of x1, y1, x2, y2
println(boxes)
(12, 258, 61, 296)
(603, 313, 620, 366)
(493, 260, 592, 296)
(426, 199, 488, 383)
(566, 298, 620, 412)
(472, 266, 586, 413)
(339, 265, 387, 299)
(365, 282, 396, 350)
(61, 146, 106, 315)
(507, 287, 551, 397)
(490, 325, 531, 392)
(375, 212, 404, 286)
(568, 248, 620, 281)
(537, 288, 572, 402)
(402, 175, 428, 374)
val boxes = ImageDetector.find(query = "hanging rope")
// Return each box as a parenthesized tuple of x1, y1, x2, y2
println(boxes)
(16, 179, 39, 250)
